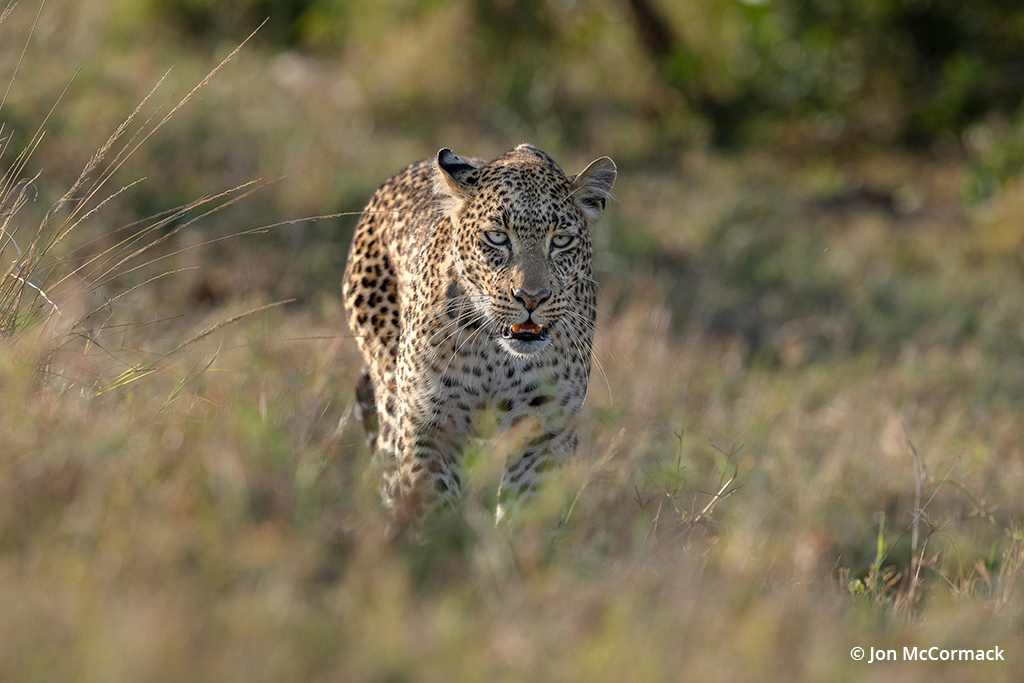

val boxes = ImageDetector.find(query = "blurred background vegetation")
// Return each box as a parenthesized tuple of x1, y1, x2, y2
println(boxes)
(6, 0, 1024, 332)
(2, 0, 1024, 681)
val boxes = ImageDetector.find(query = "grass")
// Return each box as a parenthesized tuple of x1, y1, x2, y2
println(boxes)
(2, 3, 1024, 682)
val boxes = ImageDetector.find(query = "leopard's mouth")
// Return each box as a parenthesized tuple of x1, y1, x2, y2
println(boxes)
(501, 320, 548, 343)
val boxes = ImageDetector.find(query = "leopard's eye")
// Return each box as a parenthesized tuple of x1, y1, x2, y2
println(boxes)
(484, 230, 509, 246)
(551, 233, 574, 249)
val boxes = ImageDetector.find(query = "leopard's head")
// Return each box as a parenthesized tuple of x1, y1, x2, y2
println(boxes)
(435, 144, 616, 356)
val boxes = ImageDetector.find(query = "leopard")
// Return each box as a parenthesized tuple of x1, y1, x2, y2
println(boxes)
(343, 143, 616, 522)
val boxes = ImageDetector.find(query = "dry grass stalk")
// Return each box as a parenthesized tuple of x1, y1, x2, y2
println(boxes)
(0, 14, 267, 359)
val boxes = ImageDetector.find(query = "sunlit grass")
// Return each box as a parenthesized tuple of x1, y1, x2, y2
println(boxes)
(1, 3, 1023, 682)
(4, 281, 1021, 681)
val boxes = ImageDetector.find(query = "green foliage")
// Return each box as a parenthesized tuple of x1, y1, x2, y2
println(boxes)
(149, 0, 318, 46)
(99, 0, 1024, 153)
(964, 113, 1024, 202)
(631, 0, 1024, 145)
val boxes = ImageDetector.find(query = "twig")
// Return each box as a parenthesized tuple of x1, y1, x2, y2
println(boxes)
(878, 450, 964, 569)
(902, 418, 924, 602)
(691, 467, 740, 523)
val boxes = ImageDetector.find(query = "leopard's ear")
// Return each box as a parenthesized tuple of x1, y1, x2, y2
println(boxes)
(570, 156, 617, 224)
(435, 148, 480, 204)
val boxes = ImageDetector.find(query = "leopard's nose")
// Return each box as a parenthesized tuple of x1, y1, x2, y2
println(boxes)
(512, 288, 550, 312)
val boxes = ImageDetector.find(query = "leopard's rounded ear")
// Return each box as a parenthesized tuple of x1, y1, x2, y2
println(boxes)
(570, 156, 616, 224)
(435, 148, 480, 201)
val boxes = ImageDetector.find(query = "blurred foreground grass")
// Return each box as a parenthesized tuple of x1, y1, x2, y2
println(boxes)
(1, 2, 1024, 681)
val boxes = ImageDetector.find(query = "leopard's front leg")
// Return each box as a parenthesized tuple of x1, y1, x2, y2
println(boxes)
(392, 409, 466, 515)
(389, 343, 472, 516)
(495, 426, 577, 523)
(493, 372, 581, 522)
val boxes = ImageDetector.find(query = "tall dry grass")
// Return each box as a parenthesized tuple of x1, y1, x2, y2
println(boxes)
(0, 4, 1022, 683)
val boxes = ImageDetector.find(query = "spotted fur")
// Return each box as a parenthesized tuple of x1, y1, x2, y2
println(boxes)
(343, 144, 616, 521)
